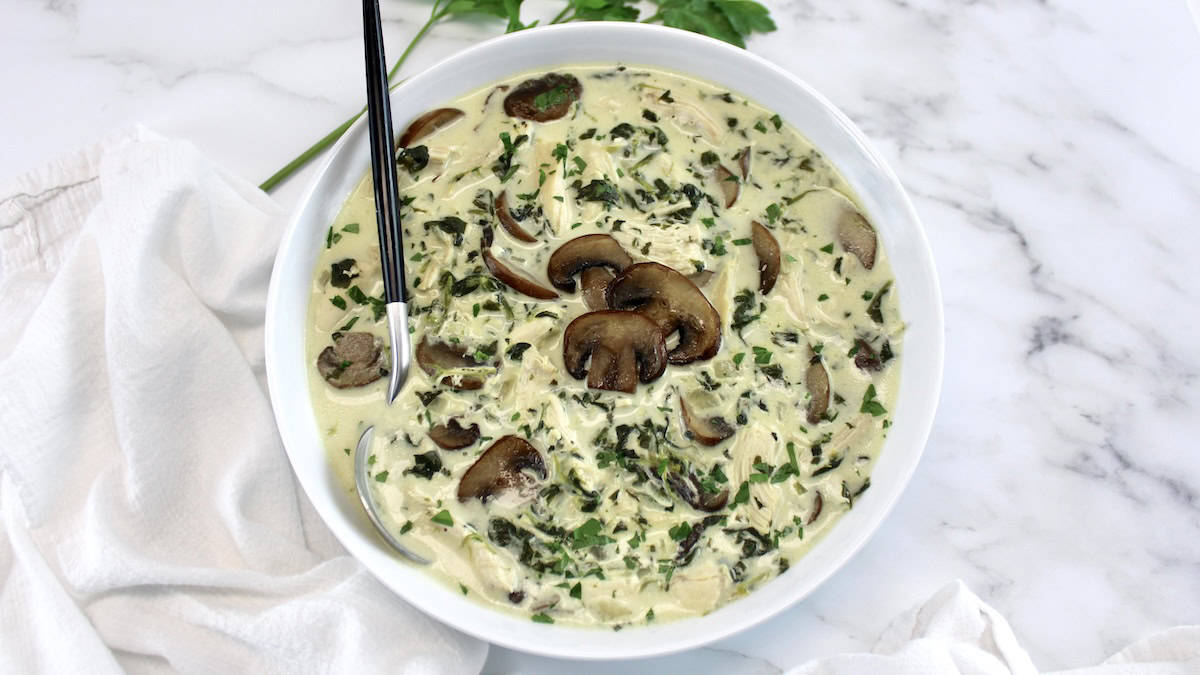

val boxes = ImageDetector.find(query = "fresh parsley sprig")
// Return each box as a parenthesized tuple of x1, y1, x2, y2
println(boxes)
(258, 0, 775, 192)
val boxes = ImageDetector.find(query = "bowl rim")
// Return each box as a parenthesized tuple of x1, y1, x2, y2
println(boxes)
(265, 21, 943, 660)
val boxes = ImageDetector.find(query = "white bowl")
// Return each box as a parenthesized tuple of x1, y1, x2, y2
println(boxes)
(265, 22, 943, 660)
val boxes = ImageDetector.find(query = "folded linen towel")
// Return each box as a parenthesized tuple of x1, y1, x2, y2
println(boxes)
(783, 581, 1198, 674)
(0, 128, 487, 674)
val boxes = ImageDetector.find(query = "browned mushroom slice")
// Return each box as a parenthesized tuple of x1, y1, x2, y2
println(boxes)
(667, 471, 729, 512)
(806, 491, 824, 525)
(799, 188, 877, 270)
(680, 397, 734, 446)
(805, 354, 830, 424)
(503, 73, 582, 122)
(457, 435, 547, 502)
(416, 337, 485, 390)
(687, 269, 715, 287)
(853, 338, 884, 372)
(714, 164, 740, 208)
(482, 249, 559, 300)
(398, 108, 464, 148)
(750, 221, 780, 294)
(429, 419, 480, 450)
(607, 262, 722, 365)
(580, 267, 614, 310)
(546, 234, 633, 292)
(316, 332, 387, 388)
(562, 311, 667, 393)
(838, 208, 877, 270)
(737, 146, 751, 180)
(494, 191, 537, 243)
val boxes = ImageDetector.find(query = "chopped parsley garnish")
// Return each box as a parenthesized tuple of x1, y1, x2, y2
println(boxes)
(329, 295, 347, 310)
(731, 289, 761, 331)
(731, 481, 750, 507)
(531, 613, 554, 624)
(860, 384, 888, 417)
(505, 342, 532, 361)
(431, 509, 454, 527)
(609, 122, 635, 139)
(374, 471, 389, 483)
(493, 132, 528, 183)
(571, 518, 614, 549)
(396, 145, 429, 174)
(404, 452, 443, 480)
(574, 179, 620, 205)
(765, 202, 782, 224)
(668, 521, 693, 541)
(533, 84, 571, 112)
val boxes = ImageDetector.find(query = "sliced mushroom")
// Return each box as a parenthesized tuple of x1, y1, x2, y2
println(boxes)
(797, 188, 877, 270)
(503, 73, 582, 122)
(714, 164, 740, 208)
(580, 267, 614, 310)
(839, 208, 877, 270)
(680, 397, 734, 446)
(853, 338, 883, 372)
(398, 108, 464, 148)
(494, 191, 537, 243)
(667, 471, 729, 512)
(416, 337, 486, 390)
(562, 311, 667, 393)
(429, 419, 480, 450)
(607, 262, 722, 365)
(750, 221, 780, 294)
(546, 234, 633, 292)
(806, 491, 824, 525)
(483, 249, 559, 300)
(805, 353, 830, 424)
(316, 332, 387, 388)
(457, 435, 548, 502)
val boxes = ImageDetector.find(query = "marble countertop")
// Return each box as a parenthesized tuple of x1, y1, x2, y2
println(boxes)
(5, 0, 1198, 671)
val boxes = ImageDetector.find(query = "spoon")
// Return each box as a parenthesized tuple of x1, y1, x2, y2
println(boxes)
(354, 0, 428, 564)
(354, 426, 429, 564)
(363, 0, 411, 406)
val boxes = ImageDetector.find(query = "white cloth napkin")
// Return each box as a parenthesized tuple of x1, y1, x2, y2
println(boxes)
(784, 581, 1199, 675)
(0, 128, 487, 674)
(1, 130, 1196, 675)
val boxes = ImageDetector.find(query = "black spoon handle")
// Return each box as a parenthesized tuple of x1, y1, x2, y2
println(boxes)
(362, 0, 406, 303)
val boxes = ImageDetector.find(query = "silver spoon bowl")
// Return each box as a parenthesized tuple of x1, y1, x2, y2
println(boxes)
(354, 426, 430, 564)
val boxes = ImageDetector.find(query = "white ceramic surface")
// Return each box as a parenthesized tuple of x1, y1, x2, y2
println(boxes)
(264, 22, 942, 659)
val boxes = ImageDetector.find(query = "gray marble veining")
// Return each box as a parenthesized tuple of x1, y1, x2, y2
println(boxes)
(2, 0, 1198, 671)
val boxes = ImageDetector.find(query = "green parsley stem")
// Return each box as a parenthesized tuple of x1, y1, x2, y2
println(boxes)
(549, 6, 574, 24)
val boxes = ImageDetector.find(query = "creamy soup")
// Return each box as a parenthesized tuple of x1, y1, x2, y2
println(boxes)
(306, 64, 902, 628)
